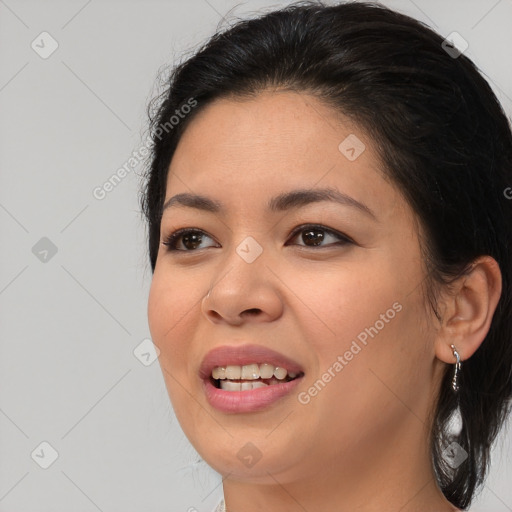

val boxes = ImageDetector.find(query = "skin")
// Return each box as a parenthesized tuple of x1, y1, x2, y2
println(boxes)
(147, 90, 501, 512)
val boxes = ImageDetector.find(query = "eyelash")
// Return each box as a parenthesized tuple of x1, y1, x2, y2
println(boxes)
(161, 224, 354, 252)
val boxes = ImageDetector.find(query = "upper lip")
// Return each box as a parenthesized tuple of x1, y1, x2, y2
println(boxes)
(199, 344, 305, 380)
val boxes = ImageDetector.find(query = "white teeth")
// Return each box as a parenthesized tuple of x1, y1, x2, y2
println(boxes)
(259, 363, 274, 379)
(241, 363, 260, 379)
(212, 366, 226, 379)
(220, 380, 241, 391)
(273, 366, 287, 380)
(212, 363, 299, 380)
(220, 380, 270, 391)
(225, 365, 241, 379)
(251, 380, 268, 389)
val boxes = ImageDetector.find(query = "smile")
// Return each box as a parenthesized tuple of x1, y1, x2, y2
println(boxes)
(212, 363, 301, 390)
(200, 345, 305, 413)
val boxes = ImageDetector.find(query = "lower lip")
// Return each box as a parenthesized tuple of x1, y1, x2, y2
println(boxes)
(203, 376, 304, 413)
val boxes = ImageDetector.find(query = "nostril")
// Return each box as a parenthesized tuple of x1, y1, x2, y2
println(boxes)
(244, 308, 261, 315)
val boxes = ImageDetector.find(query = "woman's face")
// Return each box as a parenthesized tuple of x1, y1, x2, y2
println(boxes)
(148, 91, 444, 484)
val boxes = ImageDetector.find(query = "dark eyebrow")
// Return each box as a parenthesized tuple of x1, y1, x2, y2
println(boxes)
(268, 188, 376, 219)
(162, 188, 377, 220)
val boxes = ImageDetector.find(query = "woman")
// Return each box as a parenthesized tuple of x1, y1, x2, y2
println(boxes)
(140, 2, 512, 510)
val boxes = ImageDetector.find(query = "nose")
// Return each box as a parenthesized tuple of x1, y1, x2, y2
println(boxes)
(201, 250, 284, 326)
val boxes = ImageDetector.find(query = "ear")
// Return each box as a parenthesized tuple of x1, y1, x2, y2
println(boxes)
(434, 256, 502, 364)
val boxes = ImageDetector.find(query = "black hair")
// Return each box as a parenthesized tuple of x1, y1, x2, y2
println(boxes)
(140, 2, 512, 509)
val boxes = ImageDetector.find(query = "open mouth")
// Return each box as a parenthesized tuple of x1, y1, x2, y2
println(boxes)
(210, 363, 305, 391)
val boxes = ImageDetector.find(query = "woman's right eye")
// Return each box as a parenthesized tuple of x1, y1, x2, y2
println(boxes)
(161, 229, 219, 251)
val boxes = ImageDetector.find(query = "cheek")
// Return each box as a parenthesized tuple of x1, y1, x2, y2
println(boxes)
(147, 267, 199, 366)
(292, 251, 427, 393)
(147, 269, 201, 418)
(289, 259, 402, 349)
(147, 270, 172, 346)
(314, 280, 429, 417)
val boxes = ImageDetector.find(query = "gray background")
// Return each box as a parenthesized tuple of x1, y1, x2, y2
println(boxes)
(0, 0, 511, 511)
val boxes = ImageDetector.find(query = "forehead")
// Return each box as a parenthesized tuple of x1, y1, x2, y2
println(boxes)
(173, 90, 347, 165)
(165, 90, 402, 220)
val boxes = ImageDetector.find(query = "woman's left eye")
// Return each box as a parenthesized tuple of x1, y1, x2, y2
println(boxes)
(286, 224, 353, 248)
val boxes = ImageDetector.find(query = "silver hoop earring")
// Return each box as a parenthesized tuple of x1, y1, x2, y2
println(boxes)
(450, 344, 462, 392)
